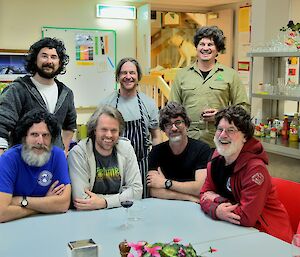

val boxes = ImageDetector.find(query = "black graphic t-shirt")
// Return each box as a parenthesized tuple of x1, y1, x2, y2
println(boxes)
(92, 147, 121, 194)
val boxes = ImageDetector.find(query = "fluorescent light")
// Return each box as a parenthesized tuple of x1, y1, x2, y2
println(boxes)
(96, 4, 136, 20)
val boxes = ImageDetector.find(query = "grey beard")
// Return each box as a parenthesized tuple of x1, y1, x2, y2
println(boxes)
(169, 135, 182, 143)
(21, 144, 52, 167)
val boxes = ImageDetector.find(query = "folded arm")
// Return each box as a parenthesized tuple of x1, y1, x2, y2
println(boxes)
(0, 182, 71, 222)
(0, 192, 37, 222)
(147, 168, 206, 203)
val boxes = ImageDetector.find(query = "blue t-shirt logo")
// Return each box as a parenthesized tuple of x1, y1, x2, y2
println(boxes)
(38, 170, 53, 186)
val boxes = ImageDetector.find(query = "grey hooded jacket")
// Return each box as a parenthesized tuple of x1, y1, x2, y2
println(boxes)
(0, 75, 77, 149)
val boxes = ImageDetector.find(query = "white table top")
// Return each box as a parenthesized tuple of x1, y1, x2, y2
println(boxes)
(0, 198, 287, 257)
(193, 232, 291, 257)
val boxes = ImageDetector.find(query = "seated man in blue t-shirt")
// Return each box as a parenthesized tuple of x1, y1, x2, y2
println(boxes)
(147, 102, 211, 203)
(0, 110, 71, 222)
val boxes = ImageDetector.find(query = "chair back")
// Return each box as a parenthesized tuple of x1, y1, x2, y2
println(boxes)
(272, 177, 300, 233)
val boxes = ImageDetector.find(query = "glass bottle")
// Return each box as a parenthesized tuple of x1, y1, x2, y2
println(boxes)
(289, 113, 299, 142)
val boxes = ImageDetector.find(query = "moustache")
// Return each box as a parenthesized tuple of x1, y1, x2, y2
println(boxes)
(31, 144, 50, 151)
(42, 64, 54, 69)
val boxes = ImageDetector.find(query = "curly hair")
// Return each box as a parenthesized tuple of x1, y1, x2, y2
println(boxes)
(25, 37, 69, 75)
(193, 26, 226, 53)
(159, 102, 191, 131)
(87, 105, 125, 139)
(214, 105, 254, 140)
(115, 57, 143, 82)
(10, 109, 60, 146)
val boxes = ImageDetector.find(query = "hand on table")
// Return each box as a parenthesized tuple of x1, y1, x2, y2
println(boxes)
(74, 189, 107, 210)
(147, 167, 166, 188)
(216, 202, 241, 225)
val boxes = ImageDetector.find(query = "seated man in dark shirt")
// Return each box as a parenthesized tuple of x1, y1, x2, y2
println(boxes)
(147, 102, 211, 203)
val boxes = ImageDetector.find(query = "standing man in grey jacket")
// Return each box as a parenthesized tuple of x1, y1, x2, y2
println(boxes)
(68, 105, 142, 210)
(0, 37, 77, 155)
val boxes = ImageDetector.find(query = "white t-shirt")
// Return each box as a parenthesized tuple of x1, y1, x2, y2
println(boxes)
(31, 77, 58, 113)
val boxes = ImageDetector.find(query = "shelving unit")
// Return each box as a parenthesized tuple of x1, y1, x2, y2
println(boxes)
(248, 51, 300, 158)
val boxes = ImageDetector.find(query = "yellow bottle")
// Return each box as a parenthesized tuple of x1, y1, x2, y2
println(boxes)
(289, 113, 299, 142)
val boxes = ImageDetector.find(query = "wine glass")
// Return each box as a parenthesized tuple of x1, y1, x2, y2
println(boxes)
(200, 103, 211, 132)
(292, 234, 300, 257)
(119, 186, 134, 229)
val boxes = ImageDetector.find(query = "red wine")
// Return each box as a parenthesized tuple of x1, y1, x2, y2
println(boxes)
(121, 200, 133, 208)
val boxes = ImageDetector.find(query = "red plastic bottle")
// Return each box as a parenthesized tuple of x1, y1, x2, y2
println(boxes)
(281, 116, 289, 140)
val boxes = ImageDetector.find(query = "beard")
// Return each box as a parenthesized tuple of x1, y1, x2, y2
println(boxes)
(169, 134, 182, 143)
(213, 136, 244, 158)
(36, 64, 60, 79)
(21, 143, 52, 167)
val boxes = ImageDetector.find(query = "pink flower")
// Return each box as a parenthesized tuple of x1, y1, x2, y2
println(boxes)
(128, 254, 135, 257)
(144, 245, 162, 257)
(209, 247, 217, 253)
(178, 247, 186, 257)
(127, 241, 146, 257)
(173, 237, 182, 243)
(289, 32, 296, 37)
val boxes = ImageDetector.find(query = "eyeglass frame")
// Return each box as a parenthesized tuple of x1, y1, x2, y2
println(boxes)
(215, 126, 239, 136)
(164, 119, 185, 130)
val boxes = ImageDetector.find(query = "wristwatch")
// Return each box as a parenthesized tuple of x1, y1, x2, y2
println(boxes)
(20, 196, 28, 208)
(165, 179, 173, 189)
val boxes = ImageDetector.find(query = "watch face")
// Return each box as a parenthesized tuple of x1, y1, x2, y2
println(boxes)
(165, 179, 172, 189)
(21, 198, 28, 207)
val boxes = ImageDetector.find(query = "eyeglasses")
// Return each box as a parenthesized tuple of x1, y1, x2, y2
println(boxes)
(216, 127, 239, 135)
(164, 120, 185, 130)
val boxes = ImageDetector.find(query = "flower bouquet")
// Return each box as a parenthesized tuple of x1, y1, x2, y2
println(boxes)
(280, 20, 300, 50)
(127, 238, 217, 257)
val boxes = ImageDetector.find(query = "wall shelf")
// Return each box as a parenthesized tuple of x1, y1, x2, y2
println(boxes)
(255, 137, 300, 160)
(249, 52, 300, 159)
(252, 93, 300, 101)
(248, 51, 300, 58)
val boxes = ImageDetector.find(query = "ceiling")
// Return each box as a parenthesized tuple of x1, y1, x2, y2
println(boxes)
(110, 0, 248, 12)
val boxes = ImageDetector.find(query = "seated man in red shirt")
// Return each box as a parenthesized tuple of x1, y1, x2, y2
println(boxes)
(200, 105, 293, 243)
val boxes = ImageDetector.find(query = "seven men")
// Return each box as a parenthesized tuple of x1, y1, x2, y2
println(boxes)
(102, 57, 161, 197)
(0, 37, 77, 155)
(147, 102, 211, 203)
(0, 110, 71, 222)
(68, 105, 142, 210)
(200, 105, 293, 243)
(170, 26, 250, 147)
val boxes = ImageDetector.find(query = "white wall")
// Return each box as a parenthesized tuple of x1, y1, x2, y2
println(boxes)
(0, 0, 136, 61)
(0, 0, 138, 126)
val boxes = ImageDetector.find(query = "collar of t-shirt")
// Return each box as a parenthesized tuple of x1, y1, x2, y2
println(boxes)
(200, 70, 211, 80)
(30, 77, 58, 113)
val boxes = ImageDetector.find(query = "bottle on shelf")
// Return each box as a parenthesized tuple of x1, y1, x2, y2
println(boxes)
(289, 113, 299, 142)
(281, 116, 289, 140)
(270, 127, 277, 138)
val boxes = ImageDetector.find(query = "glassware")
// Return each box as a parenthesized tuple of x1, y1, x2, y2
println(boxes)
(128, 199, 144, 221)
(200, 103, 211, 133)
(119, 186, 134, 229)
(292, 234, 300, 257)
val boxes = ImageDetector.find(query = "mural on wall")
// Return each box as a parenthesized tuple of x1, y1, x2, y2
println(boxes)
(151, 12, 206, 70)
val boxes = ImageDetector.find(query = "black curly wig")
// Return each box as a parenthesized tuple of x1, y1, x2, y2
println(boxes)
(25, 37, 69, 75)
(10, 109, 60, 146)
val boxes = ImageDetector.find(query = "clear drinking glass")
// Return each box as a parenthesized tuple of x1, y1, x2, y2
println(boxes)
(200, 103, 211, 132)
(292, 234, 300, 257)
(119, 186, 134, 229)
